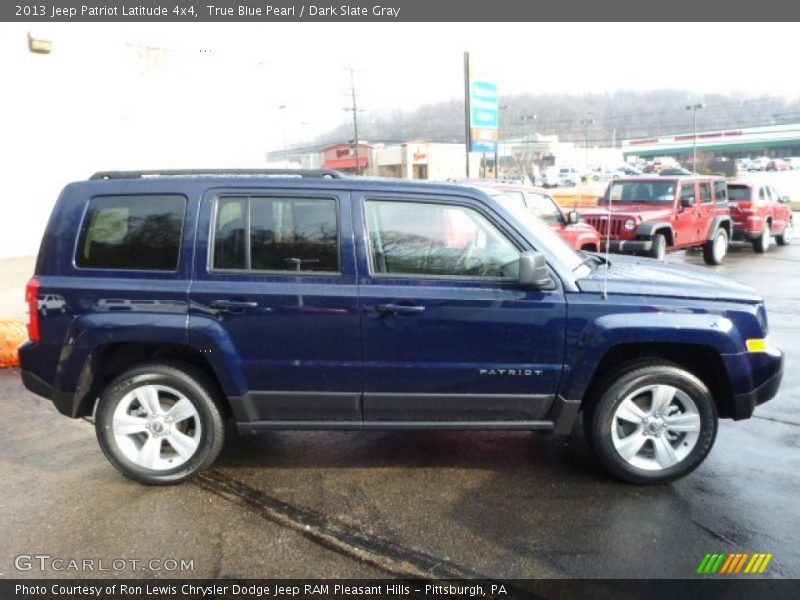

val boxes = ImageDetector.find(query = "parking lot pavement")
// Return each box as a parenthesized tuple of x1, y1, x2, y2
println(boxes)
(0, 242, 798, 580)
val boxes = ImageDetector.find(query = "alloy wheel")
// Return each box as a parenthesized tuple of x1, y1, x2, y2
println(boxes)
(611, 384, 701, 471)
(111, 384, 202, 470)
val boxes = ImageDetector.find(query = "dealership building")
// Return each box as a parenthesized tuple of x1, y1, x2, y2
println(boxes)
(622, 123, 800, 161)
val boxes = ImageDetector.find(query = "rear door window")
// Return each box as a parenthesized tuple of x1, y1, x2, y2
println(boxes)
(698, 182, 712, 204)
(76, 195, 186, 270)
(212, 196, 339, 273)
(680, 182, 696, 206)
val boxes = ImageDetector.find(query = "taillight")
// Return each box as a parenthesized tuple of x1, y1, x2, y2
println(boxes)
(25, 277, 40, 342)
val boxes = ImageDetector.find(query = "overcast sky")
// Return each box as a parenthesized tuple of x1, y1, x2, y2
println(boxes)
(1, 21, 797, 256)
(21, 22, 800, 140)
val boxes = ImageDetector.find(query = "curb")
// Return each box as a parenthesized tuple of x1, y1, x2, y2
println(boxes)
(0, 319, 26, 368)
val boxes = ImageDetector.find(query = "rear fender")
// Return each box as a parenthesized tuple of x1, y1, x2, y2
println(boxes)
(707, 216, 732, 240)
(56, 313, 189, 396)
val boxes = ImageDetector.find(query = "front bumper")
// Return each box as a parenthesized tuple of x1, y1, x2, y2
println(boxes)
(604, 239, 653, 253)
(725, 348, 784, 420)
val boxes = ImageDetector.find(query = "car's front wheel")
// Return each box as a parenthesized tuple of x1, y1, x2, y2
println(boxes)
(584, 362, 718, 484)
(648, 233, 667, 260)
(95, 362, 225, 485)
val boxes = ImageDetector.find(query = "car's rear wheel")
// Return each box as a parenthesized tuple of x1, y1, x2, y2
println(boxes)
(95, 362, 224, 485)
(703, 228, 728, 265)
(584, 362, 718, 484)
(753, 224, 771, 253)
(648, 233, 666, 260)
(776, 219, 793, 246)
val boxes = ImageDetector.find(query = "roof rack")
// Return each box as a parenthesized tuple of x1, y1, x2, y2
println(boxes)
(89, 169, 345, 180)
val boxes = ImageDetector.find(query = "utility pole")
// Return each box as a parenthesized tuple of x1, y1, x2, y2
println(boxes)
(463, 51, 471, 178)
(580, 114, 595, 176)
(686, 103, 705, 173)
(344, 67, 362, 175)
(277, 104, 288, 164)
(520, 114, 536, 173)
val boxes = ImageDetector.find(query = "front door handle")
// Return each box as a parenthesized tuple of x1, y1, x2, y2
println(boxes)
(375, 303, 425, 316)
(210, 299, 258, 311)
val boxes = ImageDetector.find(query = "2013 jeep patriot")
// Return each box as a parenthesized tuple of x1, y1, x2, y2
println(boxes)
(19, 170, 784, 485)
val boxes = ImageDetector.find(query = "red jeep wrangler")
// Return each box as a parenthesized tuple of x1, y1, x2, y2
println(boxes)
(727, 181, 794, 253)
(581, 176, 733, 264)
(470, 181, 602, 251)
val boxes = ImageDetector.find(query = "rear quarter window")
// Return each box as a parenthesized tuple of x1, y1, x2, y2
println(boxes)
(76, 194, 187, 270)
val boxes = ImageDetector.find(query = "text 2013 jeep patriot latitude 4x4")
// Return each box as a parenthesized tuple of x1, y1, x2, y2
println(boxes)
(19, 170, 783, 485)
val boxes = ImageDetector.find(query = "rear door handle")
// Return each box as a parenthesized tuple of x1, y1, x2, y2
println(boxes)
(210, 299, 258, 311)
(375, 303, 425, 316)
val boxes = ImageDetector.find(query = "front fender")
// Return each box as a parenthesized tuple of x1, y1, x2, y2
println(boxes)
(560, 311, 743, 401)
(573, 229, 601, 249)
(636, 221, 674, 242)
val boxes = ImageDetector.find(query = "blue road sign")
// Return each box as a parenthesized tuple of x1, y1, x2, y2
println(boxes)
(471, 140, 497, 153)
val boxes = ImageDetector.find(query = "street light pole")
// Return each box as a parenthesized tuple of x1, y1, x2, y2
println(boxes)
(495, 104, 508, 180)
(278, 104, 288, 164)
(686, 103, 705, 173)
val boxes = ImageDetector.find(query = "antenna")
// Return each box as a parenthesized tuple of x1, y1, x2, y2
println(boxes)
(602, 182, 612, 300)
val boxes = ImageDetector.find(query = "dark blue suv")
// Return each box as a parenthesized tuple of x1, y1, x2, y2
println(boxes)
(19, 170, 783, 485)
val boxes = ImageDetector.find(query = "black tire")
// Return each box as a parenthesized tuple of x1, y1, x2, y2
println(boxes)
(584, 362, 718, 485)
(648, 233, 667, 260)
(776, 218, 793, 246)
(752, 223, 771, 253)
(703, 228, 728, 265)
(95, 361, 225, 485)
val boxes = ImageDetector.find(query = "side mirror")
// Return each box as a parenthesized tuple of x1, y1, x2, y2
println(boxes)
(566, 210, 580, 225)
(519, 251, 554, 289)
(680, 197, 695, 209)
(781, 195, 791, 203)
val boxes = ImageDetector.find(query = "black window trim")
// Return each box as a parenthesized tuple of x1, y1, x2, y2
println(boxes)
(72, 193, 188, 273)
(207, 193, 343, 276)
(362, 196, 524, 283)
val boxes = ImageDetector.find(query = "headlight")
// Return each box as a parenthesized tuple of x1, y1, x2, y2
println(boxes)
(623, 218, 636, 231)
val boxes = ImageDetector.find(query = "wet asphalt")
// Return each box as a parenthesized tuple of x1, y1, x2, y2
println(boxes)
(0, 240, 798, 580)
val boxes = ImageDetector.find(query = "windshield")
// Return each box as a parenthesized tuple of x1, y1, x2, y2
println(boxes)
(483, 189, 591, 277)
(604, 181, 677, 204)
(524, 192, 562, 223)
